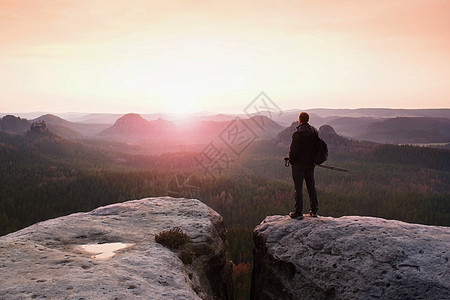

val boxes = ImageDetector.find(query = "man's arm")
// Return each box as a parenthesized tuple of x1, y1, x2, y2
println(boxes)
(289, 132, 298, 164)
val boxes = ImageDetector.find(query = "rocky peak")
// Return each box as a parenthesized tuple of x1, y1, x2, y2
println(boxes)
(98, 114, 176, 141)
(30, 120, 47, 133)
(318, 124, 338, 136)
(114, 113, 149, 129)
(276, 122, 348, 148)
(251, 215, 450, 300)
(319, 124, 349, 148)
(0, 197, 233, 299)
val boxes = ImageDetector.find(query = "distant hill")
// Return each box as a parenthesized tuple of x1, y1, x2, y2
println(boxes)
(63, 113, 123, 124)
(0, 115, 30, 135)
(268, 108, 450, 127)
(270, 108, 450, 129)
(327, 117, 381, 138)
(98, 113, 284, 144)
(242, 116, 285, 139)
(357, 117, 450, 144)
(6, 110, 450, 147)
(33, 114, 110, 138)
(97, 113, 176, 141)
(188, 114, 238, 123)
(68, 112, 232, 124)
(305, 108, 450, 119)
(271, 110, 328, 127)
(301, 115, 450, 144)
(275, 122, 352, 152)
(32, 114, 84, 139)
(0, 125, 115, 169)
(274, 122, 449, 172)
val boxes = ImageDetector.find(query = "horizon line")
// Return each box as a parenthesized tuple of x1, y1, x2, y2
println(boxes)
(2, 107, 450, 116)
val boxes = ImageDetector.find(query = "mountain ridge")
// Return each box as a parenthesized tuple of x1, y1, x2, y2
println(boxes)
(32, 114, 110, 138)
(357, 117, 450, 143)
(97, 113, 283, 143)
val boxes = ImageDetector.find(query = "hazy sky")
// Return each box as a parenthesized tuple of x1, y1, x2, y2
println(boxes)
(1, 0, 449, 114)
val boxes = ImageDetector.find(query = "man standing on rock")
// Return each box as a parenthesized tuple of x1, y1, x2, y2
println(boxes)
(288, 112, 320, 219)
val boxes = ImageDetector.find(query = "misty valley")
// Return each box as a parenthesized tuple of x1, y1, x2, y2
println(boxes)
(1, 109, 449, 299)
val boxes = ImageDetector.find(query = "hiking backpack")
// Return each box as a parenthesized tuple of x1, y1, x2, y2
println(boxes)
(314, 137, 328, 165)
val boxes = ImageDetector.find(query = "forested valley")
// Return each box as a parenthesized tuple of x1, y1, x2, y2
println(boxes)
(1, 125, 449, 299)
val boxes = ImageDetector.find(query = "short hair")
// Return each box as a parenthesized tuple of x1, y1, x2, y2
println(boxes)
(299, 112, 309, 124)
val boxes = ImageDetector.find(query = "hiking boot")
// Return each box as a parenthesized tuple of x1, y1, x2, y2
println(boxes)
(289, 212, 303, 219)
(309, 211, 318, 218)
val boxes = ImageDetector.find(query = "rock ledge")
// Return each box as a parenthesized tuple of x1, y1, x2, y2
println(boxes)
(251, 215, 449, 300)
(0, 197, 233, 299)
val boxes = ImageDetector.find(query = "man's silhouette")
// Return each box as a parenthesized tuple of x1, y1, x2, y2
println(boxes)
(288, 112, 320, 219)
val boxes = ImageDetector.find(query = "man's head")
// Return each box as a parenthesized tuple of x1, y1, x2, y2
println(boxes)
(299, 112, 309, 124)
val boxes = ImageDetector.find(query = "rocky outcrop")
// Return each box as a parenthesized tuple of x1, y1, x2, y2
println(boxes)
(251, 215, 450, 300)
(0, 197, 233, 299)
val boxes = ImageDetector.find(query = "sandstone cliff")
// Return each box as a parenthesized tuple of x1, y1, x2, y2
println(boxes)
(252, 215, 449, 300)
(0, 197, 233, 299)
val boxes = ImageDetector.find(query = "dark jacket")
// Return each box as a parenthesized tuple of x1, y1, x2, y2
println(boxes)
(289, 123, 319, 168)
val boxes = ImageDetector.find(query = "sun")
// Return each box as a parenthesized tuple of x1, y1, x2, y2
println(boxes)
(168, 96, 197, 116)
(104, 38, 256, 115)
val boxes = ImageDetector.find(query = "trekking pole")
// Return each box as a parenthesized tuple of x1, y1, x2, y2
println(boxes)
(283, 157, 349, 173)
(316, 164, 349, 172)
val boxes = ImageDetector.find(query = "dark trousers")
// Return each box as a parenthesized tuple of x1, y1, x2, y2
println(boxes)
(292, 165, 318, 214)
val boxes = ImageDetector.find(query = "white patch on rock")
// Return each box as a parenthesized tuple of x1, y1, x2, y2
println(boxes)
(79, 242, 134, 259)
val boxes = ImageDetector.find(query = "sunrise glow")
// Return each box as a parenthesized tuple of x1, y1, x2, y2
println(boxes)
(1, 0, 449, 114)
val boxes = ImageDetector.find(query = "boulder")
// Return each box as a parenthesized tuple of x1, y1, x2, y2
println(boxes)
(0, 197, 233, 299)
(251, 215, 450, 300)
